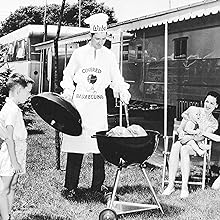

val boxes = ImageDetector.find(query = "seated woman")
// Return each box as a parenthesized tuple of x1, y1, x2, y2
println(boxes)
(162, 91, 220, 198)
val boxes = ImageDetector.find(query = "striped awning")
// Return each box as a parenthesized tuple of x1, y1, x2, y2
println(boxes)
(109, 0, 220, 32)
(33, 0, 220, 50)
(58, 31, 90, 45)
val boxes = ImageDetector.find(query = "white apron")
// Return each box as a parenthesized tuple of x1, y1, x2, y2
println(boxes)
(61, 65, 108, 154)
(61, 44, 130, 154)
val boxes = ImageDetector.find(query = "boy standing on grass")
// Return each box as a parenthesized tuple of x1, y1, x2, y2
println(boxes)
(0, 73, 34, 220)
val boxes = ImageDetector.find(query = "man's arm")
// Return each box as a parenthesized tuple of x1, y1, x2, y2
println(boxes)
(109, 52, 131, 104)
(60, 51, 78, 100)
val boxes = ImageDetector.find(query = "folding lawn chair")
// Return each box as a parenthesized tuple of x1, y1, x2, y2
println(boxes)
(162, 99, 213, 190)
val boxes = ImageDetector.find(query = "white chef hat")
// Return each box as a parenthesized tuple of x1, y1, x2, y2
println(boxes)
(84, 13, 108, 33)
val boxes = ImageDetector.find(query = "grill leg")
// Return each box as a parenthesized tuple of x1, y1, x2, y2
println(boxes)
(107, 166, 122, 209)
(141, 166, 164, 214)
(102, 162, 164, 216)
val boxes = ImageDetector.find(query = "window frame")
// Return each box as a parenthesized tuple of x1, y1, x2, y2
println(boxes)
(136, 44, 143, 60)
(122, 41, 129, 61)
(173, 36, 188, 59)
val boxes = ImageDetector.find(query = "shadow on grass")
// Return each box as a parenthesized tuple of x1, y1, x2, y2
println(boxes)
(20, 214, 71, 220)
(27, 129, 45, 135)
(117, 203, 183, 219)
(62, 188, 106, 203)
(116, 184, 156, 195)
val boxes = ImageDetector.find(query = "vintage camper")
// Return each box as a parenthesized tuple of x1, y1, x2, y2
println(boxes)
(0, 24, 87, 93)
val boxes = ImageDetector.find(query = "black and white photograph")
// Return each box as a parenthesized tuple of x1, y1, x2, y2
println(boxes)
(0, 0, 220, 219)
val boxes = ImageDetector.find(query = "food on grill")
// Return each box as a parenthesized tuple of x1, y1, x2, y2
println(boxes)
(127, 124, 148, 137)
(106, 126, 133, 137)
(106, 124, 147, 137)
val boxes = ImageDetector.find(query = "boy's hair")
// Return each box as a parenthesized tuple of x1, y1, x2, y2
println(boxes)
(6, 73, 34, 91)
(205, 91, 220, 105)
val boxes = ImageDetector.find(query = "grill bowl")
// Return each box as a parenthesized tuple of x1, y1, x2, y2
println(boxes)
(95, 130, 160, 166)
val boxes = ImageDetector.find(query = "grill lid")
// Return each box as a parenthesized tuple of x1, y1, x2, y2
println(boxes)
(31, 92, 82, 136)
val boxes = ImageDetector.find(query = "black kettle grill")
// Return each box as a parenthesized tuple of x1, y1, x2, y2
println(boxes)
(94, 103, 164, 220)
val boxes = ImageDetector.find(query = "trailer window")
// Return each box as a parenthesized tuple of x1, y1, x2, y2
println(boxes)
(136, 45, 142, 60)
(2, 39, 27, 62)
(123, 43, 129, 61)
(7, 42, 16, 62)
(173, 37, 188, 59)
(15, 39, 26, 60)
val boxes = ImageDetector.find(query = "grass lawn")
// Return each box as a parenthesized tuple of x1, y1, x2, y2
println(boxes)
(10, 112, 220, 220)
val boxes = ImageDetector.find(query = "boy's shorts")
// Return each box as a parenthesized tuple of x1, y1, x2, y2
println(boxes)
(0, 142, 26, 176)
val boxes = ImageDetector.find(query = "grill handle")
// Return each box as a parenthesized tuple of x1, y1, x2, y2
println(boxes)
(124, 104, 129, 127)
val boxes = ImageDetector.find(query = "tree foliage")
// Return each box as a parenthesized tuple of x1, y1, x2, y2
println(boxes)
(0, 0, 117, 37)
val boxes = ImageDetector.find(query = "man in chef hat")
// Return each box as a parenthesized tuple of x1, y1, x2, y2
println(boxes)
(60, 13, 131, 200)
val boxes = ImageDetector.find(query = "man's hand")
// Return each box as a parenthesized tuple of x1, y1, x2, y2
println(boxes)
(61, 88, 74, 101)
(120, 89, 131, 105)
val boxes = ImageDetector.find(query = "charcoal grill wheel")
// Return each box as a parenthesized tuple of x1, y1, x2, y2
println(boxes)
(99, 208, 118, 220)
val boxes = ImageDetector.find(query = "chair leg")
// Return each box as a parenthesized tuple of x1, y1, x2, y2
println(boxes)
(162, 155, 166, 189)
(162, 137, 169, 189)
(201, 152, 207, 190)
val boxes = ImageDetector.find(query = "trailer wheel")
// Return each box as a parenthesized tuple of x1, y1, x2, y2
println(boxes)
(99, 208, 118, 220)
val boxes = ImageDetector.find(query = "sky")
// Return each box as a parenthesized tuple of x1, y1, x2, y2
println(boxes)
(0, 0, 203, 23)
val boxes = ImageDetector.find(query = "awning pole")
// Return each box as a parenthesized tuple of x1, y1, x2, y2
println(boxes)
(164, 22, 168, 139)
(119, 30, 123, 126)
(64, 44, 67, 67)
(38, 50, 44, 93)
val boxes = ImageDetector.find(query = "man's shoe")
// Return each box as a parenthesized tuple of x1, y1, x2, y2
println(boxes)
(61, 188, 77, 200)
(91, 184, 110, 193)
